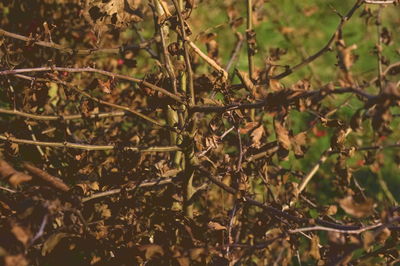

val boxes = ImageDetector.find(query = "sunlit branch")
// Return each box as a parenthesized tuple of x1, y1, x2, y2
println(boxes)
(0, 135, 181, 152)
(0, 108, 126, 121)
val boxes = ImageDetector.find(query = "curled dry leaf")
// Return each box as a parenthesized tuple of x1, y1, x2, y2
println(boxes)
(309, 234, 321, 260)
(11, 224, 31, 247)
(338, 196, 375, 218)
(208, 221, 227, 231)
(0, 160, 32, 187)
(138, 244, 164, 260)
(41, 233, 70, 256)
(4, 254, 28, 266)
(251, 125, 265, 149)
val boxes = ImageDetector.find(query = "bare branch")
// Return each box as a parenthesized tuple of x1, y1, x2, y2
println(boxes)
(0, 135, 181, 152)
(188, 40, 229, 81)
(268, 0, 364, 80)
(289, 223, 382, 234)
(0, 28, 156, 55)
(82, 177, 174, 202)
(0, 108, 126, 121)
(0, 66, 184, 104)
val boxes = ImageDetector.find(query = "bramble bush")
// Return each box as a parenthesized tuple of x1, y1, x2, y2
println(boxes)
(0, 0, 400, 265)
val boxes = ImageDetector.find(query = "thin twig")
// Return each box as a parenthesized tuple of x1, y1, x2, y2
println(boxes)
(171, 0, 195, 105)
(246, 0, 254, 80)
(190, 86, 374, 113)
(0, 66, 184, 103)
(0, 28, 156, 55)
(198, 165, 366, 231)
(0, 108, 126, 121)
(0, 135, 181, 152)
(23, 163, 70, 192)
(188, 40, 228, 81)
(0, 186, 16, 193)
(297, 128, 352, 195)
(289, 223, 382, 234)
(369, 61, 400, 85)
(225, 32, 244, 72)
(364, 0, 397, 4)
(82, 177, 174, 202)
(267, 0, 364, 80)
(376, 6, 384, 92)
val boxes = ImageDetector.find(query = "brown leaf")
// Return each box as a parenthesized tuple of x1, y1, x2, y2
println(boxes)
(274, 120, 291, 150)
(338, 196, 375, 218)
(362, 231, 374, 251)
(239, 122, 259, 134)
(4, 254, 28, 266)
(291, 131, 307, 157)
(376, 228, 391, 245)
(0, 160, 32, 187)
(208, 221, 227, 231)
(138, 244, 164, 260)
(41, 233, 69, 256)
(309, 234, 321, 260)
(325, 205, 338, 216)
(11, 224, 31, 247)
(251, 125, 265, 149)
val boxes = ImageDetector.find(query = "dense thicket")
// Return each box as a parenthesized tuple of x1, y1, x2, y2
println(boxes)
(0, 0, 400, 265)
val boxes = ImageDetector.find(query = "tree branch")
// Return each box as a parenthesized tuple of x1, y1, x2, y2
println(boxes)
(0, 135, 181, 152)
(0, 66, 184, 104)
(267, 0, 364, 80)
(0, 28, 156, 55)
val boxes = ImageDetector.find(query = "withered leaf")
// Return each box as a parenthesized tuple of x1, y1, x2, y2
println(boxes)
(338, 196, 375, 218)
(11, 224, 31, 247)
(239, 122, 259, 134)
(274, 120, 290, 150)
(309, 234, 321, 260)
(4, 254, 28, 266)
(251, 125, 265, 149)
(208, 221, 227, 231)
(138, 244, 164, 260)
(291, 131, 307, 157)
(42, 233, 69, 256)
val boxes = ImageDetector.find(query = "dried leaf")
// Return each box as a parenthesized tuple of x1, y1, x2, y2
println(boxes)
(11, 224, 31, 247)
(208, 221, 227, 231)
(41, 233, 69, 256)
(251, 125, 265, 149)
(309, 234, 321, 260)
(138, 244, 164, 260)
(4, 254, 28, 266)
(338, 196, 375, 218)
(291, 131, 307, 157)
(239, 122, 259, 134)
(274, 120, 290, 150)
